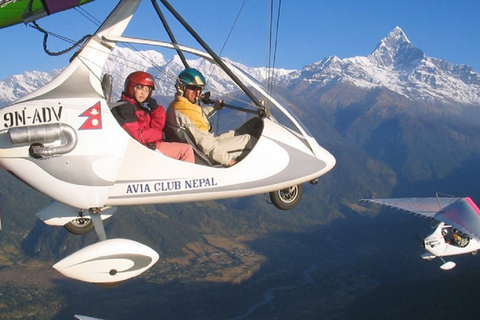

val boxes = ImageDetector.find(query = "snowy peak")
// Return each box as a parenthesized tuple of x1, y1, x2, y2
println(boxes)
(0, 46, 294, 107)
(376, 26, 412, 49)
(288, 27, 480, 105)
(370, 26, 424, 67)
(0, 27, 479, 107)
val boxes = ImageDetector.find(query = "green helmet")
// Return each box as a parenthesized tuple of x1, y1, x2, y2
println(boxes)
(176, 68, 206, 95)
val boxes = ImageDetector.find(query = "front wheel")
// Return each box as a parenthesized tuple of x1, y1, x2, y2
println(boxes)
(269, 184, 303, 210)
(64, 218, 94, 235)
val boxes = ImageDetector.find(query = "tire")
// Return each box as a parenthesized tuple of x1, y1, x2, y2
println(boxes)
(269, 184, 303, 210)
(64, 218, 94, 235)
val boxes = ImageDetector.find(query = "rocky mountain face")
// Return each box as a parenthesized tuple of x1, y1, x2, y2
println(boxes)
(281, 26, 480, 105)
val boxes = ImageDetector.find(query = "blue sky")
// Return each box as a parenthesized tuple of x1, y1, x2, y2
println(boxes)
(0, 0, 478, 79)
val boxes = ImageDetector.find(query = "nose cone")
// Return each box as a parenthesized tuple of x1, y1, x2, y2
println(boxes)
(322, 149, 336, 173)
(309, 140, 336, 176)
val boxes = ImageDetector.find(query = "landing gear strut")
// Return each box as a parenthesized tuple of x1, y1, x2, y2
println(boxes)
(63, 207, 115, 236)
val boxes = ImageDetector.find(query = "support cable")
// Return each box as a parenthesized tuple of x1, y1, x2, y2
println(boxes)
(151, 0, 189, 68)
(159, 0, 266, 112)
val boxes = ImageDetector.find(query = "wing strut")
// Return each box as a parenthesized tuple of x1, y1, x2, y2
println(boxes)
(90, 208, 107, 241)
(157, 0, 267, 113)
(151, 0, 189, 68)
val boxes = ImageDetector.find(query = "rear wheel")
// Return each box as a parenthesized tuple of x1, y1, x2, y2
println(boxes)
(64, 218, 94, 235)
(269, 184, 303, 210)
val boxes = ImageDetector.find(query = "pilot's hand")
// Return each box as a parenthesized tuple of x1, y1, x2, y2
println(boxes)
(214, 99, 224, 110)
(227, 159, 237, 167)
(145, 98, 159, 111)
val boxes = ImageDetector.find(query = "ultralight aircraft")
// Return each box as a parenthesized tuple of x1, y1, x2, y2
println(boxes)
(363, 195, 480, 270)
(0, 0, 336, 284)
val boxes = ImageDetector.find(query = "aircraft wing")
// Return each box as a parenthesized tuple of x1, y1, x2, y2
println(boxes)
(362, 197, 480, 240)
(0, 0, 95, 29)
(74, 315, 105, 320)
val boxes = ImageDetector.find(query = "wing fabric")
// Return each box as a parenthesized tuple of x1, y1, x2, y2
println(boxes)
(437, 197, 480, 240)
(363, 197, 480, 240)
(0, 0, 43, 29)
(0, 0, 95, 29)
(361, 197, 460, 218)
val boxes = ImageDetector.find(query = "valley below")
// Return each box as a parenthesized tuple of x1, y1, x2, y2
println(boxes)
(2, 208, 480, 320)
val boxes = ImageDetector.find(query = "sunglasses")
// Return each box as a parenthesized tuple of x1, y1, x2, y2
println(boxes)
(185, 85, 204, 91)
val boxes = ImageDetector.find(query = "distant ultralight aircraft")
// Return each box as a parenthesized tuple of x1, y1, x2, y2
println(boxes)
(362, 195, 480, 270)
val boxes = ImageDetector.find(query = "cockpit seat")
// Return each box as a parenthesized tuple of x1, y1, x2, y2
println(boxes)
(165, 125, 223, 167)
(101, 73, 113, 103)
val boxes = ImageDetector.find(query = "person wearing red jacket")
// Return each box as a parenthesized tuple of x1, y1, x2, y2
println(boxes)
(111, 71, 194, 163)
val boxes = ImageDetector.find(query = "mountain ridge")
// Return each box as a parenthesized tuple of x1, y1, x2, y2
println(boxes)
(1, 27, 478, 107)
(280, 26, 480, 105)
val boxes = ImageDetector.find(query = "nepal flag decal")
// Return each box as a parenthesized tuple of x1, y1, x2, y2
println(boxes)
(79, 102, 102, 130)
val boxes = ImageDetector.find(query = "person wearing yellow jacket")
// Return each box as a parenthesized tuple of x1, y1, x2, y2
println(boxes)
(166, 68, 256, 167)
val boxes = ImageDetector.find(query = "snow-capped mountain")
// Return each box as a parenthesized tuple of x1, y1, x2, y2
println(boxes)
(0, 70, 62, 106)
(102, 47, 294, 100)
(0, 46, 293, 107)
(282, 27, 480, 105)
(0, 27, 479, 107)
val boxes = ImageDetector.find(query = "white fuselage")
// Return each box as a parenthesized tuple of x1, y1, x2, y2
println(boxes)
(423, 223, 480, 258)
(0, 0, 335, 210)
(0, 96, 335, 209)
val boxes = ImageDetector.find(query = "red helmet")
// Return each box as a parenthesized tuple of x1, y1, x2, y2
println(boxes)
(124, 71, 155, 98)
